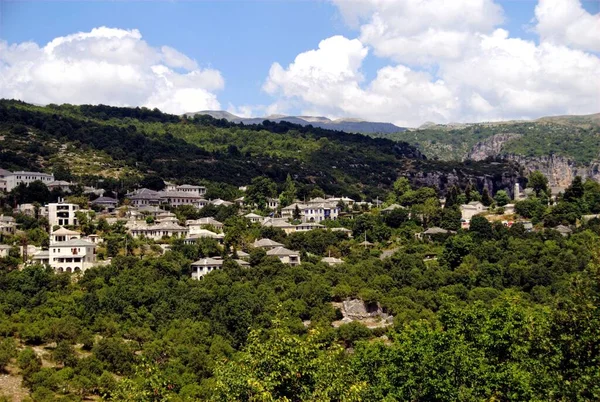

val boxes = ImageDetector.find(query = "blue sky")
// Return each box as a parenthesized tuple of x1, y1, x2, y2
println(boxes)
(1, 0, 599, 125)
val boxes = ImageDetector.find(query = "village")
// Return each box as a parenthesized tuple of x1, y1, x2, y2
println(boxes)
(1, 168, 582, 281)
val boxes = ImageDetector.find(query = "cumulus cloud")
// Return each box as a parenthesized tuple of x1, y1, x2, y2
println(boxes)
(535, 0, 600, 52)
(0, 27, 223, 113)
(264, 0, 600, 126)
(334, 0, 504, 64)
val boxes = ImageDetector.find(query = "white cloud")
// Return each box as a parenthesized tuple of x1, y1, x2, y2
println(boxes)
(334, 0, 504, 63)
(535, 0, 600, 52)
(0, 27, 223, 113)
(264, 0, 600, 126)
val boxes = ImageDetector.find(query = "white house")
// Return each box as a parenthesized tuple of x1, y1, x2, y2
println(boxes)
(302, 202, 340, 222)
(127, 221, 189, 240)
(127, 188, 162, 207)
(158, 190, 205, 208)
(460, 201, 487, 220)
(49, 238, 97, 273)
(191, 257, 224, 279)
(245, 213, 263, 223)
(48, 203, 80, 227)
(253, 238, 284, 250)
(184, 229, 225, 244)
(187, 217, 224, 233)
(51, 227, 81, 243)
(266, 247, 301, 266)
(1, 170, 54, 192)
(47, 180, 73, 192)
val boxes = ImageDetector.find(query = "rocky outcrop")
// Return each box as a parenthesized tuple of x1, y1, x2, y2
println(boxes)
(467, 133, 521, 161)
(465, 133, 600, 188)
(504, 154, 600, 188)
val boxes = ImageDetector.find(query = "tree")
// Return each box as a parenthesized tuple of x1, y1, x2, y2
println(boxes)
(53, 340, 77, 367)
(0, 338, 17, 373)
(293, 204, 302, 221)
(481, 188, 493, 206)
(494, 190, 510, 206)
(469, 215, 492, 240)
(393, 177, 411, 201)
(384, 207, 409, 228)
(279, 174, 297, 208)
(245, 176, 277, 210)
(527, 171, 549, 197)
(212, 319, 365, 401)
(440, 206, 461, 231)
(564, 176, 584, 202)
(140, 175, 165, 191)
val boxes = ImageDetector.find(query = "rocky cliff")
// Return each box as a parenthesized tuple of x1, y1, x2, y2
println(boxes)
(466, 133, 600, 188)
(467, 133, 522, 161)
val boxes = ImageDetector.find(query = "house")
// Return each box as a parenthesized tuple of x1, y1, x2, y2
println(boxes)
(210, 198, 233, 207)
(253, 238, 284, 250)
(261, 217, 297, 234)
(321, 256, 344, 266)
(49, 238, 97, 273)
(191, 257, 224, 279)
(0, 168, 12, 192)
(420, 227, 453, 240)
(0, 244, 13, 258)
(127, 188, 162, 207)
(48, 203, 80, 227)
(47, 180, 73, 192)
(30, 250, 50, 266)
(187, 217, 224, 233)
(245, 213, 263, 223)
(303, 202, 340, 222)
(91, 196, 118, 211)
(51, 227, 81, 243)
(281, 203, 304, 220)
(136, 205, 163, 217)
(158, 190, 205, 208)
(381, 204, 405, 214)
(174, 184, 206, 196)
(460, 201, 487, 220)
(0, 216, 16, 235)
(503, 204, 516, 214)
(155, 212, 178, 223)
(16, 203, 46, 217)
(1, 170, 54, 192)
(266, 247, 301, 266)
(236, 250, 250, 261)
(184, 229, 225, 244)
(267, 198, 280, 210)
(330, 227, 353, 237)
(295, 222, 325, 232)
(127, 221, 189, 240)
(554, 225, 572, 236)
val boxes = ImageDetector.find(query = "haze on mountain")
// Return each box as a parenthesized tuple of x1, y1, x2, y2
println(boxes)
(186, 110, 406, 134)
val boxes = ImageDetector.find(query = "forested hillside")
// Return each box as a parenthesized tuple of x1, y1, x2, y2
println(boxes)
(1, 209, 599, 400)
(377, 115, 600, 164)
(0, 100, 520, 199)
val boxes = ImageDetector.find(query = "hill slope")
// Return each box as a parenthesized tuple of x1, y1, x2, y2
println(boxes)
(374, 114, 600, 187)
(0, 100, 520, 197)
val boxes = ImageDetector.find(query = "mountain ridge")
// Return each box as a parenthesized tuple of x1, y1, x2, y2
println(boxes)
(185, 110, 407, 134)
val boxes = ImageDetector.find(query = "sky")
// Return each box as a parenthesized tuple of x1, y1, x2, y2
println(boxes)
(0, 0, 599, 127)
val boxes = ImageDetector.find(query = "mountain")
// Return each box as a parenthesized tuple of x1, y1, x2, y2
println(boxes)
(186, 110, 407, 134)
(374, 113, 600, 187)
(1, 100, 520, 198)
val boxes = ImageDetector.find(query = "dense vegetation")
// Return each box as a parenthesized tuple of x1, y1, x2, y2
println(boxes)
(377, 115, 600, 164)
(1, 174, 600, 400)
(0, 100, 521, 200)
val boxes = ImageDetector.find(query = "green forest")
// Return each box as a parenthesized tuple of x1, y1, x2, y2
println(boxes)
(0, 173, 599, 401)
(0, 100, 520, 201)
(376, 116, 600, 164)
